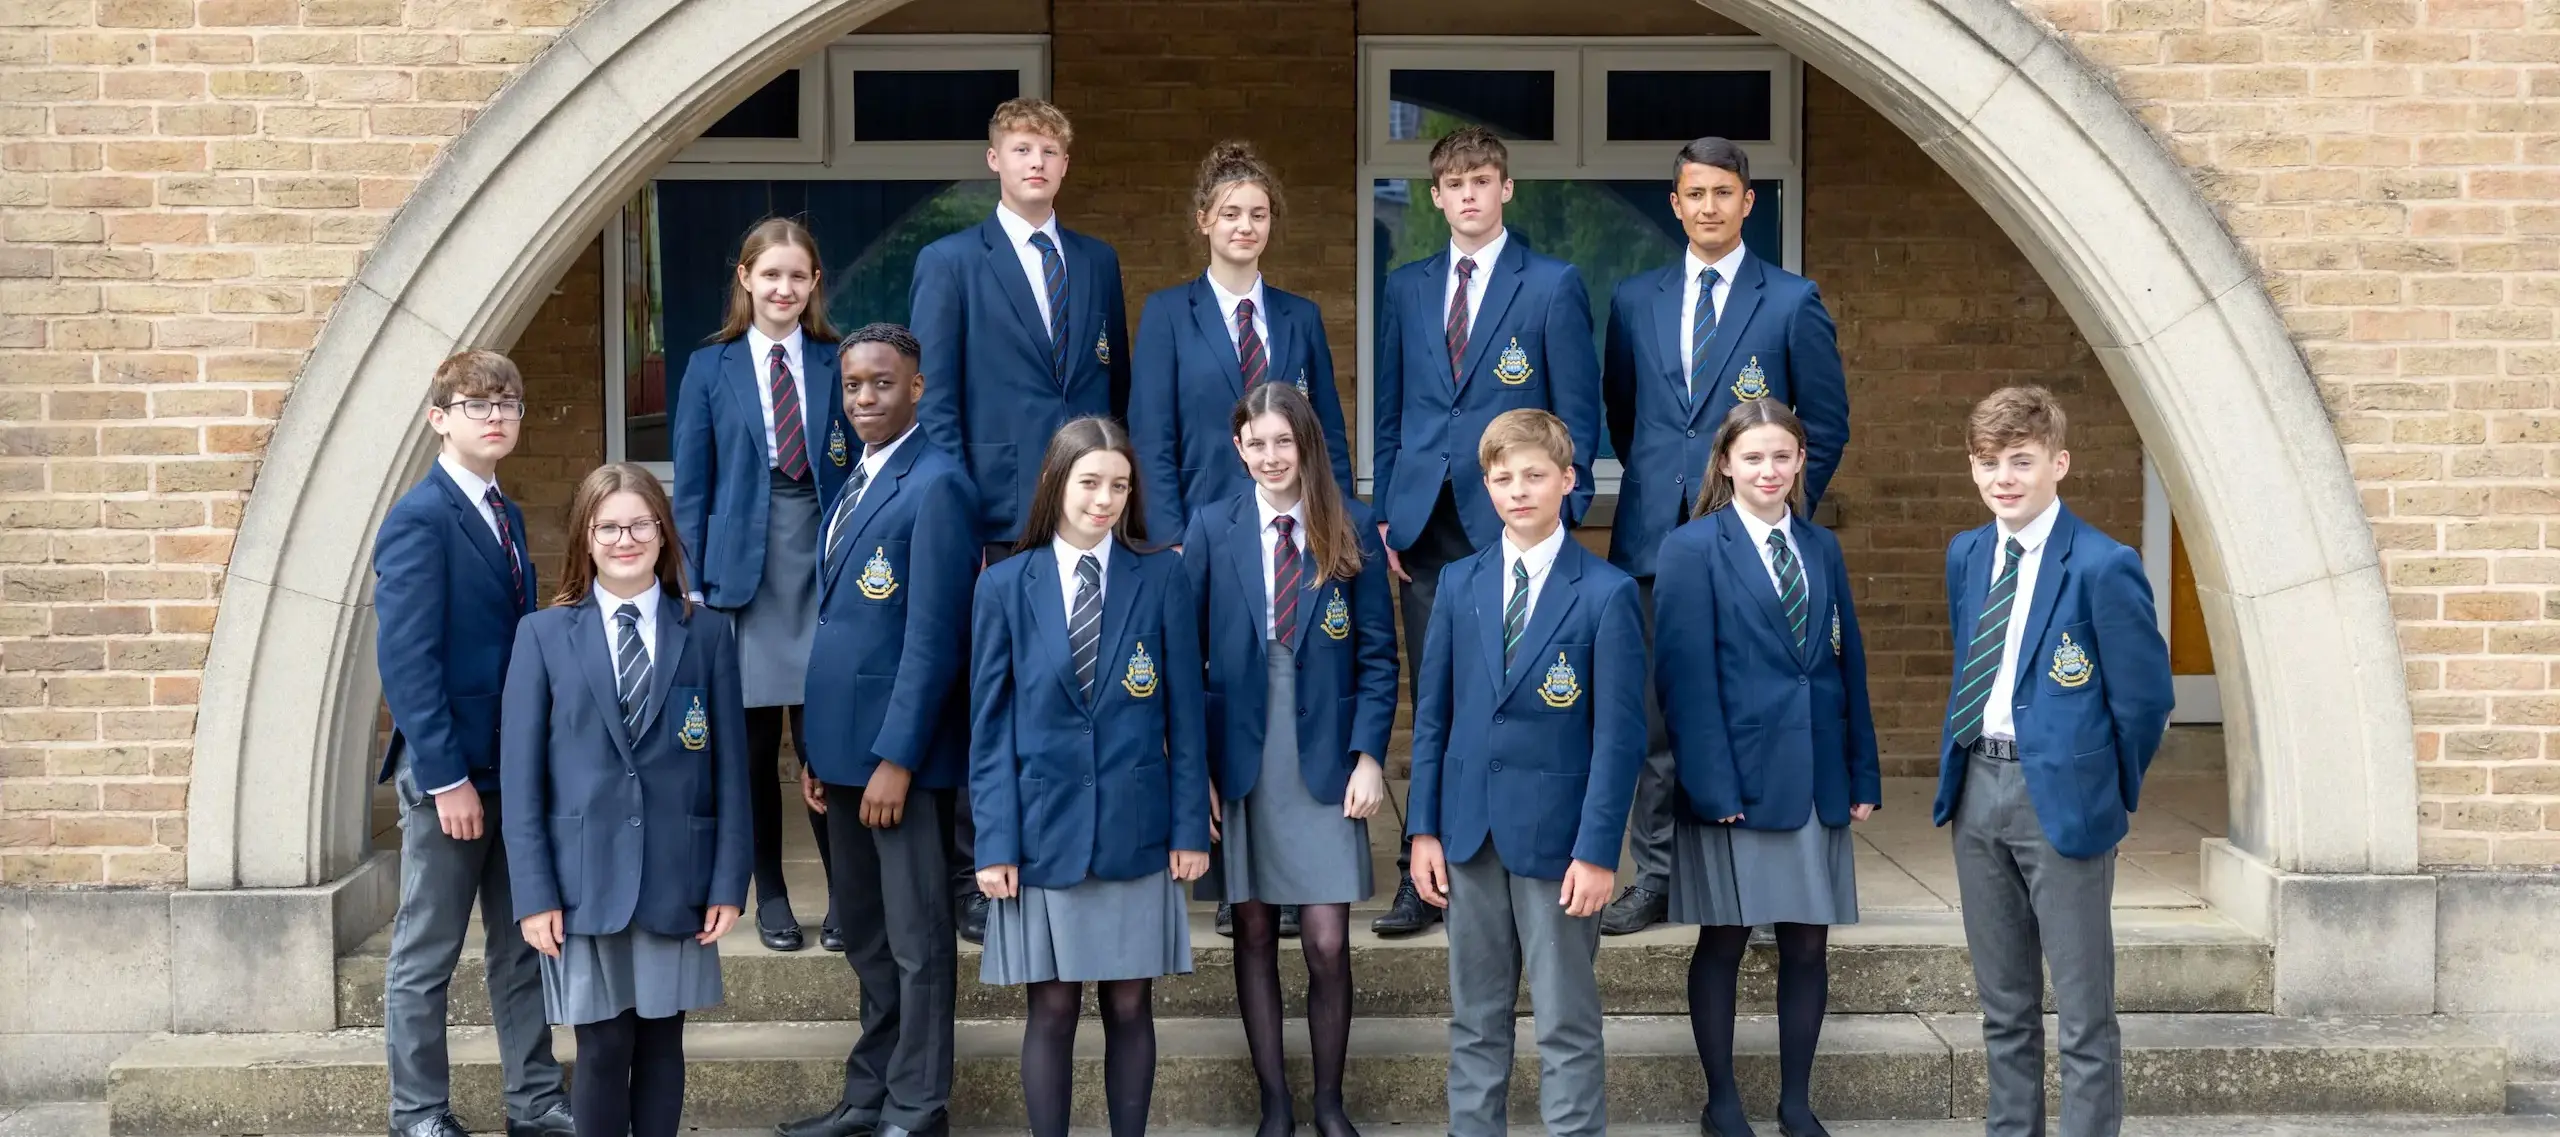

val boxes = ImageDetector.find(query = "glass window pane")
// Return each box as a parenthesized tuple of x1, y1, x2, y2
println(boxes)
(703, 70, 801, 140)
(1388, 69, 1556, 142)
(1604, 70, 1774, 141)
(852, 70, 1020, 142)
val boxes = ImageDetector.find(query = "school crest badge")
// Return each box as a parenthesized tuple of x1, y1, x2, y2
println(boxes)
(1538, 652, 1583, 709)
(1831, 608, 1842, 658)
(2048, 632, 2094, 689)
(1494, 337, 1534, 385)
(1121, 641, 1159, 698)
(1293, 368, 1310, 396)
(827, 419, 849, 467)
(1095, 330, 1112, 366)
(679, 693, 709, 751)
(857, 546, 899, 601)
(1732, 356, 1771, 401)
(1322, 590, 1351, 640)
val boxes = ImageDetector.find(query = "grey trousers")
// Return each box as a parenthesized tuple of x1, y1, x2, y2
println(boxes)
(1951, 749, 2123, 1137)
(824, 783, 958, 1130)
(1624, 576, 1678, 892)
(384, 771, 565, 1129)
(1444, 847, 1606, 1137)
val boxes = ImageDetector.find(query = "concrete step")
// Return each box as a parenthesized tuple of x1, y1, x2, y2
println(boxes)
(336, 909, 2269, 1026)
(106, 1013, 2505, 1135)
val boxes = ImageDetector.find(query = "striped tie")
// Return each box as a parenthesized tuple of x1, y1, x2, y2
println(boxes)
(613, 603, 650, 736)
(823, 459, 869, 571)
(1689, 266, 1722, 403)
(1236, 297, 1267, 389)
(483, 485, 524, 610)
(767, 344, 809, 481)
(1950, 538, 2026, 747)
(1029, 231, 1068, 382)
(1502, 556, 1530, 670)
(1271, 515, 1301, 646)
(1446, 256, 1476, 382)
(1069, 553, 1101, 702)
(1769, 529, 1807, 651)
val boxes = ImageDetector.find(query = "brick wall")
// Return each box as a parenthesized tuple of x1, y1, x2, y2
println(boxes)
(507, 236, 605, 575)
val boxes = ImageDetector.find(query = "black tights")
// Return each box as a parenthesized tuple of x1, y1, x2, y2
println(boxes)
(570, 1010, 686, 1137)
(1022, 978, 1155, 1137)
(1232, 901, 1357, 1137)
(1688, 924, 1830, 1132)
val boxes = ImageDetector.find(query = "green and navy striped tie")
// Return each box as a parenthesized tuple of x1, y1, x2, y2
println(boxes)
(1950, 537, 2026, 747)
(1768, 529, 1807, 651)
(1502, 557, 1530, 670)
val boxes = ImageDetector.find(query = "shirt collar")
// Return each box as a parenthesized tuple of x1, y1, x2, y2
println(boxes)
(746, 325, 804, 371)
(1450, 228, 1510, 278)
(593, 578, 662, 624)
(1998, 497, 2065, 553)
(1687, 241, 1748, 288)
(1499, 522, 1568, 578)
(1207, 272, 1265, 325)
(1254, 492, 1306, 538)
(996, 203, 1062, 251)
(861, 420, 919, 476)
(437, 452, 497, 504)
(1730, 501, 1793, 550)
(1052, 533, 1113, 580)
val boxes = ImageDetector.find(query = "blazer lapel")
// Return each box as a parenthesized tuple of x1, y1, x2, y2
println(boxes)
(1096, 547, 1142, 703)
(1652, 263, 1689, 409)
(1021, 554, 1086, 714)
(2010, 510, 2076, 699)
(721, 338, 765, 438)
(980, 218, 1050, 364)
(568, 600, 638, 766)
(1190, 278, 1245, 399)
(1717, 510, 1794, 658)
(1456, 241, 1527, 394)
(1290, 566, 1330, 652)
(819, 449, 905, 603)
(802, 339, 838, 467)
(1470, 551, 1507, 696)
(1265, 292, 1297, 393)
(432, 464, 516, 598)
(1499, 544, 1585, 705)
(1067, 232, 1107, 389)
(636, 594, 688, 740)
(1689, 254, 1765, 427)
(1220, 502, 1266, 639)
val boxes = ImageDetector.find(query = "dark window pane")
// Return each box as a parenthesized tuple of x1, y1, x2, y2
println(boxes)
(1388, 69, 1555, 142)
(703, 70, 800, 140)
(852, 70, 1020, 142)
(1605, 70, 1773, 141)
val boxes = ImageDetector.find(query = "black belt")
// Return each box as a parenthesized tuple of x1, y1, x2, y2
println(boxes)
(1969, 737, 2018, 762)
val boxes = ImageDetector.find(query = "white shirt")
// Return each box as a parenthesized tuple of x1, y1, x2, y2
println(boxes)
(1680, 243, 1748, 375)
(1497, 522, 1568, 632)
(1255, 494, 1308, 637)
(1729, 502, 1798, 595)
(744, 325, 807, 469)
(1208, 272, 1270, 353)
(1441, 228, 1512, 336)
(1981, 497, 2063, 742)
(995, 203, 1066, 331)
(436, 453, 505, 546)
(595, 579, 663, 674)
(825, 421, 918, 548)
(1052, 533, 1113, 621)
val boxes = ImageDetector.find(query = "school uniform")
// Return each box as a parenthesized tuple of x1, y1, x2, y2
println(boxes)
(1650, 505, 1879, 927)
(372, 456, 568, 1136)
(1405, 530, 1646, 1137)
(1932, 500, 2173, 1137)
(968, 536, 1210, 984)
(1180, 493, 1397, 906)
(798, 424, 975, 1134)
(1128, 274, 1354, 540)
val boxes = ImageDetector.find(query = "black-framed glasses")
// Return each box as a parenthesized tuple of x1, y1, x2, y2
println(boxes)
(591, 520, 661, 544)
(442, 398, 528, 421)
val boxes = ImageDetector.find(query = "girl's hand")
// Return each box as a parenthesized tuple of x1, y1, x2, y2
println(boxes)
(800, 768, 828, 815)
(700, 904, 740, 945)
(1208, 793, 1223, 843)
(1380, 523, 1411, 583)
(1170, 850, 1209, 882)
(1850, 803, 1877, 822)
(1343, 754, 1387, 820)
(978, 865, 1020, 900)
(520, 910, 563, 958)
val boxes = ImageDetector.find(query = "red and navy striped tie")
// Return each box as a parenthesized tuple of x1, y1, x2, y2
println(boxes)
(768, 343, 808, 481)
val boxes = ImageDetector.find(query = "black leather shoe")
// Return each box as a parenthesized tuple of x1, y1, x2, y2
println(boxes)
(1776, 1110, 1832, 1137)
(820, 919, 845, 953)
(775, 1103, 875, 1137)
(506, 1104, 574, 1137)
(392, 1113, 470, 1137)
(1599, 884, 1668, 936)
(958, 891, 988, 945)
(877, 1120, 950, 1137)
(1370, 875, 1440, 937)
(1700, 1104, 1759, 1137)
(1278, 904, 1301, 938)
(758, 899, 806, 953)
(1216, 902, 1235, 938)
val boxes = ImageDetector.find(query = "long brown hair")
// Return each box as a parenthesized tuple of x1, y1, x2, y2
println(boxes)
(1694, 400, 1811, 520)
(1232, 383, 1361, 581)
(709, 217, 840, 345)
(554, 463, 692, 614)
(1014, 416, 1151, 555)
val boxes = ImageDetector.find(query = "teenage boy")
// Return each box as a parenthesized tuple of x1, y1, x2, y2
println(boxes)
(911, 96, 1132, 942)
(372, 350, 573, 1137)
(1406, 409, 1644, 1137)
(1935, 386, 2171, 1137)
(1370, 125, 1601, 936)
(1598, 135, 1852, 935)
(778, 324, 975, 1137)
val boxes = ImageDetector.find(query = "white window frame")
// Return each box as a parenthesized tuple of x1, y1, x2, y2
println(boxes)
(607, 34, 1048, 476)
(1354, 36, 1806, 497)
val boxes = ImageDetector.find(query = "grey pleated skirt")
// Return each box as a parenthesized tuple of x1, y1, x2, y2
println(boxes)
(980, 871, 1194, 985)
(539, 927, 725, 1025)
(1668, 816, 1861, 927)
(1199, 641, 1374, 906)
(735, 468, 818, 708)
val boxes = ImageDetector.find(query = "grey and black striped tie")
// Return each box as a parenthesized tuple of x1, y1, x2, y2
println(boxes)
(613, 603, 650, 735)
(1950, 538, 2026, 747)
(1068, 553, 1102, 702)
(1768, 529, 1808, 651)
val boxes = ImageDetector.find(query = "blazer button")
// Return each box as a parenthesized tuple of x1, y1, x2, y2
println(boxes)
(625, 769, 636, 778)
(1799, 677, 1808, 686)
(1450, 407, 1461, 417)
(1687, 429, 1697, 438)
(1298, 707, 1308, 717)
(1494, 714, 1505, 724)
(1491, 761, 1504, 772)
(1083, 726, 1093, 735)
(628, 817, 641, 827)
(1083, 775, 1094, 786)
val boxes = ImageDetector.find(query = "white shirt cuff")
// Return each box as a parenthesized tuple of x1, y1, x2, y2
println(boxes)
(425, 776, 471, 796)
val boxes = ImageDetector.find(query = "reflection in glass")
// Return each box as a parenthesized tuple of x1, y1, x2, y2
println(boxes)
(1387, 68, 1557, 141)
(1603, 70, 1773, 142)
(852, 70, 1020, 142)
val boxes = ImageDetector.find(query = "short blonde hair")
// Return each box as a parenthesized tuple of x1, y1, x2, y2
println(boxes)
(988, 97, 1073, 151)
(1478, 408, 1574, 472)
(1967, 385, 2068, 457)
(428, 349, 523, 407)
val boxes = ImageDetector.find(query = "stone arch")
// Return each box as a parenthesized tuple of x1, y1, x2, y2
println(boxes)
(191, 0, 2413, 892)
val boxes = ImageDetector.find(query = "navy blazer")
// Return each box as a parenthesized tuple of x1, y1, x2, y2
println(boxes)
(1405, 537, 1646, 881)
(373, 463, 537, 792)
(912, 215, 1132, 545)
(1128, 279, 1354, 539)
(1651, 508, 1881, 831)
(968, 542, 1211, 890)
(799, 439, 978, 789)
(1181, 494, 1398, 805)
(1603, 253, 1850, 578)
(1931, 505, 2174, 859)
(1372, 240, 1602, 549)
(670, 336, 856, 608)
(501, 596, 754, 939)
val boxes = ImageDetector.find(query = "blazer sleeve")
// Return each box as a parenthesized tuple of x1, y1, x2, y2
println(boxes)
(706, 612, 754, 910)
(1573, 577, 1649, 870)
(1545, 264, 1602, 528)
(911, 244, 968, 465)
(1404, 561, 1459, 839)
(499, 620, 560, 919)
(1162, 566, 1212, 853)
(869, 472, 978, 771)
(1128, 295, 1186, 541)
(1834, 541, 1883, 807)
(1307, 311, 1357, 496)
(2089, 543, 2174, 810)
(1655, 533, 1744, 820)
(1370, 278, 1405, 516)
(1105, 250, 1134, 422)
(1601, 284, 1638, 466)
(671, 348, 719, 591)
(1790, 283, 1850, 512)
(373, 506, 462, 792)
(966, 571, 1021, 869)
(1347, 523, 1400, 761)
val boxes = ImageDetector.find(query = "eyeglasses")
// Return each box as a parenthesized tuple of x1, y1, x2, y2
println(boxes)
(591, 520, 661, 544)
(442, 398, 528, 421)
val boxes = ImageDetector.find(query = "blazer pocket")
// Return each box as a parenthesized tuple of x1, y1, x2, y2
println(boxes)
(1128, 761, 1172, 839)
(2072, 745, 2123, 818)
(1535, 771, 1585, 862)
(547, 815, 583, 904)
(1729, 719, 1768, 804)
(687, 816, 718, 904)
(1017, 773, 1058, 861)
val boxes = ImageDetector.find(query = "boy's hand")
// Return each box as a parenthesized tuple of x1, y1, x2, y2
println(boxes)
(800, 769, 828, 815)
(1560, 860, 1614, 918)
(700, 904, 739, 945)
(1379, 523, 1410, 583)
(1850, 803, 1877, 822)
(1170, 849, 1209, 882)
(1343, 754, 1387, 820)
(1208, 794, 1222, 843)
(1410, 835, 1450, 908)
(977, 864, 1019, 900)
(860, 764, 911, 829)
(520, 909, 562, 958)
(434, 782, 485, 841)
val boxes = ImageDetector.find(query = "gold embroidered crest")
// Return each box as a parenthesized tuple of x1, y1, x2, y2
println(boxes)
(1095, 330, 1111, 366)
(2049, 632, 2094, 688)
(1732, 355, 1770, 401)
(1293, 368, 1310, 396)
(1121, 640, 1159, 698)
(857, 546, 899, 601)
(1322, 590, 1351, 640)
(1494, 338, 1534, 385)
(1538, 652, 1583, 709)
(827, 419, 849, 467)
(679, 694, 709, 751)
(1831, 608, 1842, 658)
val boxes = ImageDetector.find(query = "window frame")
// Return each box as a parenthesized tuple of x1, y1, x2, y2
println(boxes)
(668, 60, 828, 165)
